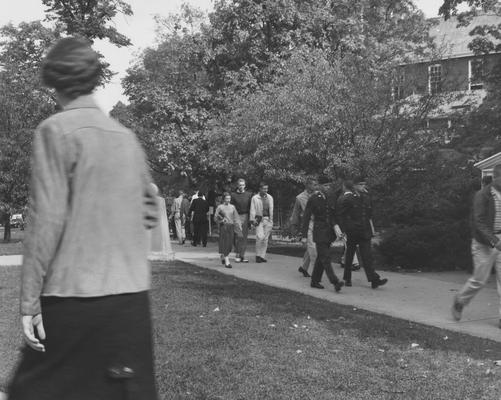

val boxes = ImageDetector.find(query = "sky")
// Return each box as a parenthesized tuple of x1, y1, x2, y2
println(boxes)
(1, 0, 442, 112)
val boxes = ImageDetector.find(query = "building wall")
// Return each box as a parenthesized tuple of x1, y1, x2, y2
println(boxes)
(396, 53, 501, 98)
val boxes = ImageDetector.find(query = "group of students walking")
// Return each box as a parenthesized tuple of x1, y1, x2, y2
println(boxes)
(290, 175, 388, 292)
(210, 175, 387, 292)
(215, 180, 274, 268)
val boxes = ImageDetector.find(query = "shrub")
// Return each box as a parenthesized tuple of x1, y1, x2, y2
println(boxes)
(377, 221, 472, 271)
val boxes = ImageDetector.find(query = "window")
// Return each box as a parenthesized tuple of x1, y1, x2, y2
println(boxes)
(469, 58, 484, 90)
(428, 64, 442, 95)
(392, 69, 405, 100)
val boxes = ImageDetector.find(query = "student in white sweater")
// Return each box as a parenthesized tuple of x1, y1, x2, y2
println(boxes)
(250, 182, 274, 262)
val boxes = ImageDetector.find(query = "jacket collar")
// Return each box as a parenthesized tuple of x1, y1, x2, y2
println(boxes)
(63, 94, 100, 111)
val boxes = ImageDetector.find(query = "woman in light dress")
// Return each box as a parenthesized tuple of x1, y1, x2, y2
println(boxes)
(214, 192, 242, 268)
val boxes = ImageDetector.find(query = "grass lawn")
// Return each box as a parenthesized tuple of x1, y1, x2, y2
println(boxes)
(1, 261, 501, 399)
(0, 228, 24, 256)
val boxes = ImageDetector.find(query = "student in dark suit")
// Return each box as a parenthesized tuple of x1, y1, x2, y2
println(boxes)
(301, 175, 344, 292)
(336, 178, 387, 289)
(190, 193, 210, 247)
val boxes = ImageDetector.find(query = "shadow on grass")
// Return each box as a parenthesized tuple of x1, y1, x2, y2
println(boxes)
(156, 261, 501, 360)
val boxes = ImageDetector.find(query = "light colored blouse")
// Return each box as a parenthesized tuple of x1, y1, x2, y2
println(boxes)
(215, 203, 240, 226)
(21, 95, 158, 316)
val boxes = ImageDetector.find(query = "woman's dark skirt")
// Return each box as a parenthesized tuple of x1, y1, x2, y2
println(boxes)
(8, 291, 158, 400)
(218, 223, 235, 256)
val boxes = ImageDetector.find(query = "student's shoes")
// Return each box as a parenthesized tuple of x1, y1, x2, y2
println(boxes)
(310, 282, 324, 289)
(352, 263, 361, 271)
(371, 278, 388, 289)
(298, 267, 311, 277)
(334, 281, 344, 293)
(225, 264, 232, 269)
(256, 256, 267, 263)
(344, 280, 352, 287)
(235, 257, 243, 263)
(452, 296, 463, 322)
(241, 258, 249, 263)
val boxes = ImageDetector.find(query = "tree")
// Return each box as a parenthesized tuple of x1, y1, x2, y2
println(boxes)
(206, 45, 439, 186)
(0, 1, 134, 208)
(0, 21, 60, 209)
(116, 4, 217, 188)
(42, 0, 133, 82)
(206, 0, 434, 182)
(439, 0, 499, 20)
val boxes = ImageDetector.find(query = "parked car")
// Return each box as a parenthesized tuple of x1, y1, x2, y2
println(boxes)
(10, 214, 25, 230)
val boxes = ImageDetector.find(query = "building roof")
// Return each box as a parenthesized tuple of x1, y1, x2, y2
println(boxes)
(429, 14, 501, 60)
(393, 89, 487, 119)
(474, 151, 501, 170)
(428, 89, 487, 118)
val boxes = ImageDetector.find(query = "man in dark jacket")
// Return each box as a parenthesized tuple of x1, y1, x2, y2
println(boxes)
(231, 178, 253, 263)
(336, 178, 387, 289)
(190, 193, 210, 247)
(301, 175, 343, 292)
(453, 164, 501, 325)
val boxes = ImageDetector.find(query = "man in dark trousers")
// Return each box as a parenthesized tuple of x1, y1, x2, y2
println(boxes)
(336, 178, 387, 289)
(301, 175, 344, 292)
(189, 193, 210, 247)
(231, 178, 253, 263)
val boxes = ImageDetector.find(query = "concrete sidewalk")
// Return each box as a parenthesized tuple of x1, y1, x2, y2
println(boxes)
(173, 242, 501, 343)
(2, 243, 500, 342)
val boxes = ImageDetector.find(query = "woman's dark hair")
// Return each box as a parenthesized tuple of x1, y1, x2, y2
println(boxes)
(41, 37, 102, 99)
(222, 192, 231, 200)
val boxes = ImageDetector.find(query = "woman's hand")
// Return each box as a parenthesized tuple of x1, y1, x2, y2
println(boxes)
(22, 314, 46, 352)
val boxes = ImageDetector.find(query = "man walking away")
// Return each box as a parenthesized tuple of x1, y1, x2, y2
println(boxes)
(250, 182, 274, 263)
(301, 175, 343, 292)
(190, 192, 209, 247)
(171, 190, 186, 244)
(336, 178, 387, 289)
(290, 178, 317, 277)
(452, 164, 501, 326)
(231, 178, 253, 263)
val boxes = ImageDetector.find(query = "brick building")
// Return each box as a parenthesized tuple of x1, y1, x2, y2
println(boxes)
(393, 14, 501, 140)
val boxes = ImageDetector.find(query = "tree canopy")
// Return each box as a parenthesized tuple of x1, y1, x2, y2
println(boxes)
(0, 1, 134, 209)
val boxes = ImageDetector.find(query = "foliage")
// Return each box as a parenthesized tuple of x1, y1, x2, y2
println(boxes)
(439, 0, 499, 20)
(42, 0, 132, 46)
(42, 0, 133, 82)
(0, 22, 60, 209)
(116, 4, 219, 187)
(0, 1, 133, 209)
(207, 51, 437, 186)
(118, 0, 435, 189)
(377, 221, 472, 270)
(376, 153, 479, 270)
